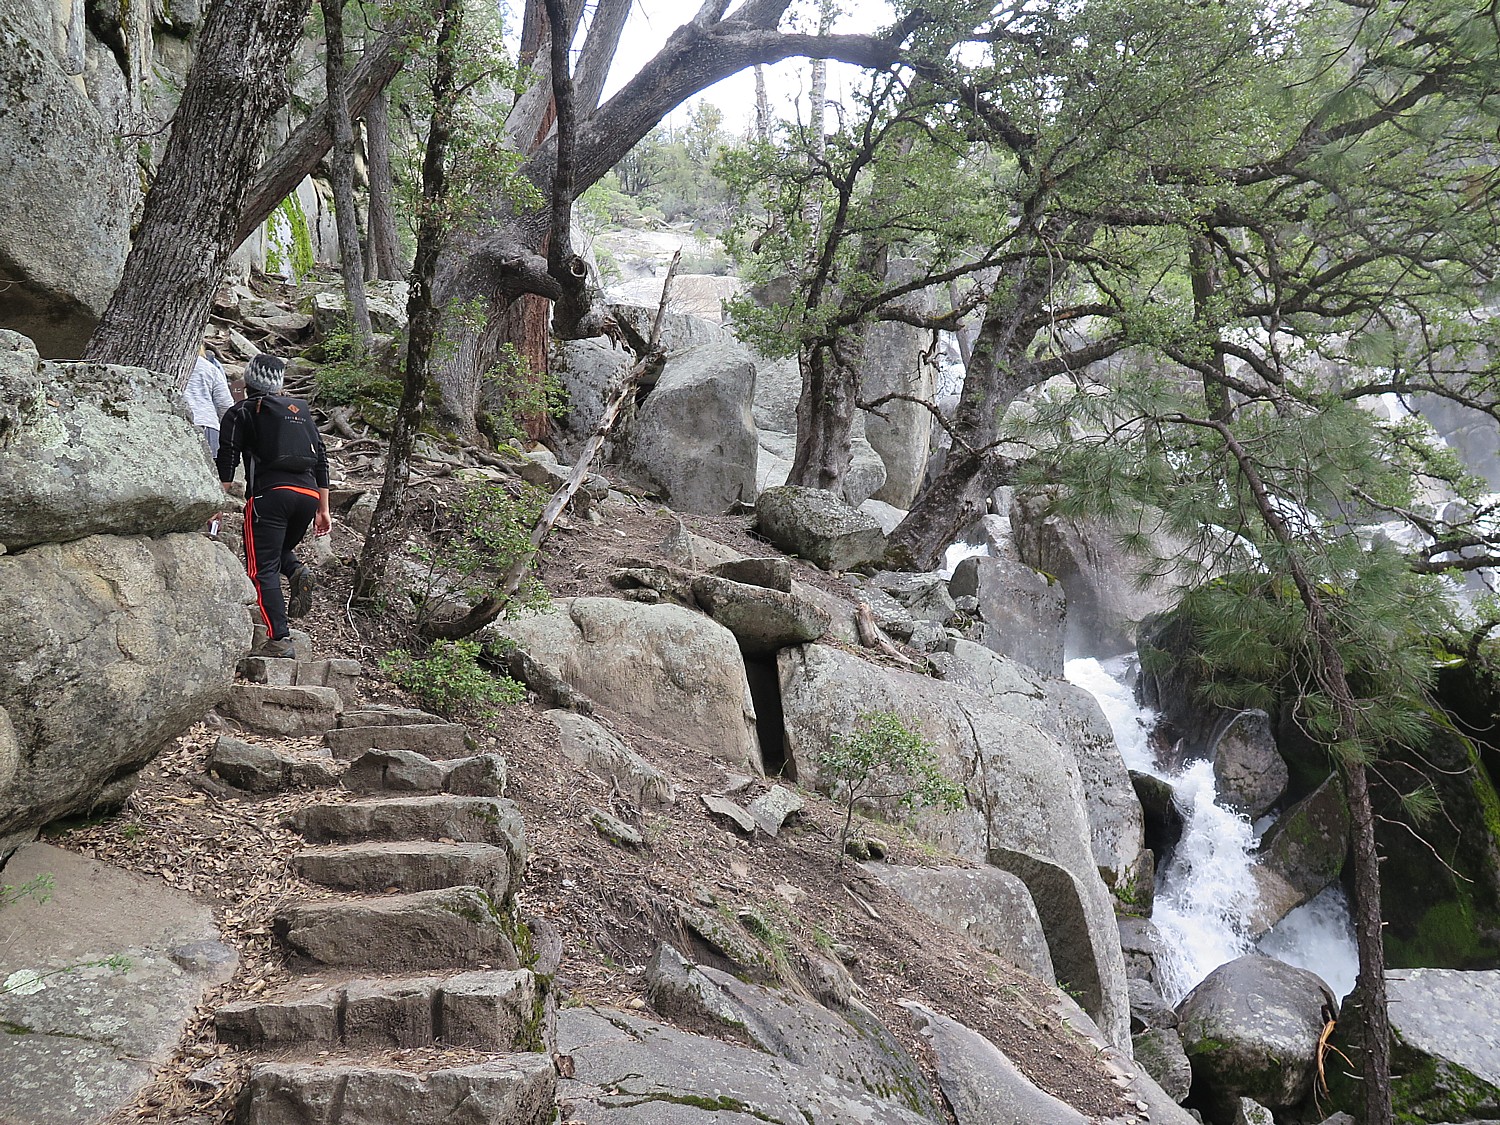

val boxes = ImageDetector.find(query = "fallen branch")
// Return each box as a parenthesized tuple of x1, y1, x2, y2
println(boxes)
(420, 252, 681, 641)
(854, 600, 923, 669)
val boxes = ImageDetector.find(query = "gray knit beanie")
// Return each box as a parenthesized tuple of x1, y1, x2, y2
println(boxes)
(243, 353, 286, 395)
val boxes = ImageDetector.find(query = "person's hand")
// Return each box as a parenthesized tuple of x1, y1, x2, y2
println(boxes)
(221, 481, 235, 493)
(314, 507, 332, 536)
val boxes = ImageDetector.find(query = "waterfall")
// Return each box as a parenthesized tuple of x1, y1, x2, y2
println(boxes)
(1066, 656, 1359, 1003)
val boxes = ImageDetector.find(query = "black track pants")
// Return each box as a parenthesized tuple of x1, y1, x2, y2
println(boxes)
(244, 486, 318, 640)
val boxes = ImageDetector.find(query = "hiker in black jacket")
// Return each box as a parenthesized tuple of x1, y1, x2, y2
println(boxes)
(217, 354, 331, 659)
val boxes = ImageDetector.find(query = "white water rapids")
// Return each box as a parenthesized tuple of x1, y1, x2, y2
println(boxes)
(1066, 656, 1360, 1003)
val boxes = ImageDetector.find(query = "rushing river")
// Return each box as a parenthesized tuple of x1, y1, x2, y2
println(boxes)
(1066, 656, 1359, 1002)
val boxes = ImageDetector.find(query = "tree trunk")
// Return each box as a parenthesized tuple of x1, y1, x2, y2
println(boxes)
(235, 14, 423, 250)
(1190, 233, 1232, 422)
(353, 0, 463, 601)
(1345, 759, 1394, 1125)
(84, 0, 312, 383)
(321, 0, 374, 353)
(363, 33, 403, 281)
(754, 65, 772, 141)
(887, 219, 1082, 567)
(788, 344, 858, 492)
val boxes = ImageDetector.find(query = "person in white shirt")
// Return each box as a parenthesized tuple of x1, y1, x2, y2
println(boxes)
(184, 344, 234, 454)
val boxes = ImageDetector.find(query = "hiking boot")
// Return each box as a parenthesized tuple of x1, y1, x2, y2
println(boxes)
(287, 566, 315, 619)
(251, 636, 297, 660)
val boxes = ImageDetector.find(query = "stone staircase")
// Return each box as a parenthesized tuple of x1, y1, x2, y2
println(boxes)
(208, 650, 558, 1125)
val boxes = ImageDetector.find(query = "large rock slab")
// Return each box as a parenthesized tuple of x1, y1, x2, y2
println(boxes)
(0, 14, 140, 356)
(1383, 968, 1500, 1124)
(755, 426, 887, 508)
(860, 258, 938, 509)
(755, 486, 888, 572)
(1009, 492, 1192, 656)
(218, 684, 342, 738)
(643, 944, 937, 1120)
(557, 1006, 935, 1125)
(273, 886, 521, 972)
(778, 643, 1130, 1048)
(546, 710, 676, 806)
(690, 573, 830, 655)
(490, 598, 761, 773)
(932, 638, 1145, 891)
(1176, 954, 1334, 1112)
(949, 554, 1066, 676)
(0, 533, 253, 850)
(867, 864, 1055, 983)
(622, 343, 757, 513)
(0, 356, 224, 549)
(905, 1002, 1088, 1125)
(236, 1055, 556, 1125)
(0, 843, 237, 1125)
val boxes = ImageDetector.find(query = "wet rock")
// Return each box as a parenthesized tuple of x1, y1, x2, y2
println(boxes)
(1210, 710, 1287, 818)
(1176, 954, 1335, 1112)
(1133, 1028, 1193, 1103)
(1259, 773, 1350, 905)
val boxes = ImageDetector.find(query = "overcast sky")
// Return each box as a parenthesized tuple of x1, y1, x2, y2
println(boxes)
(600, 1, 896, 135)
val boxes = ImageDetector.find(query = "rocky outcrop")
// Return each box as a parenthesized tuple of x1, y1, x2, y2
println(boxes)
(0, 347, 225, 550)
(0, 843, 237, 1125)
(778, 643, 1131, 1048)
(644, 945, 938, 1120)
(756, 425, 888, 508)
(0, 533, 252, 852)
(1382, 968, 1500, 1124)
(490, 598, 762, 774)
(867, 864, 1055, 983)
(949, 555, 1066, 676)
(1210, 710, 1287, 819)
(1256, 773, 1349, 924)
(861, 260, 937, 509)
(622, 344, 758, 513)
(1010, 492, 1193, 655)
(1176, 954, 1335, 1113)
(557, 1005, 936, 1125)
(2, 7, 132, 353)
(931, 639, 1145, 891)
(755, 486, 889, 573)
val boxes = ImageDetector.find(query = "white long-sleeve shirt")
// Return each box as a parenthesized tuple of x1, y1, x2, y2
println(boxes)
(184, 356, 233, 429)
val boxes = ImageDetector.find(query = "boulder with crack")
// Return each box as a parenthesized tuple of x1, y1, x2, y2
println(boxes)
(778, 642, 1131, 1048)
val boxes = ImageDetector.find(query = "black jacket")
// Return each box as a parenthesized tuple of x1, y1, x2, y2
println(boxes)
(217, 392, 330, 496)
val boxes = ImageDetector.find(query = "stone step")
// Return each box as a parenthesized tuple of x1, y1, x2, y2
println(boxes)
(217, 683, 342, 737)
(339, 706, 445, 729)
(273, 886, 521, 972)
(205, 736, 340, 793)
(342, 750, 506, 797)
(287, 796, 526, 867)
(239, 656, 361, 708)
(325, 723, 471, 761)
(235, 1054, 556, 1125)
(215, 969, 550, 1052)
(294, 841, 516, 903)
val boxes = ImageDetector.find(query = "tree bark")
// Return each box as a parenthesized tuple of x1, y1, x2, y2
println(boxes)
(363, 28, 403, 281)
(84, 0, 313, 383)
(321, 0, 374, 352)
(353, 0, 463, 601)
(425, 7, 913, 440)
(235, 14, 424, 250)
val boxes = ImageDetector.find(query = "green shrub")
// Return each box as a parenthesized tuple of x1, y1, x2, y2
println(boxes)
(379, 639, 524, 718)
(815, 711, 966, 867)
(312, 323, 402, 409)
